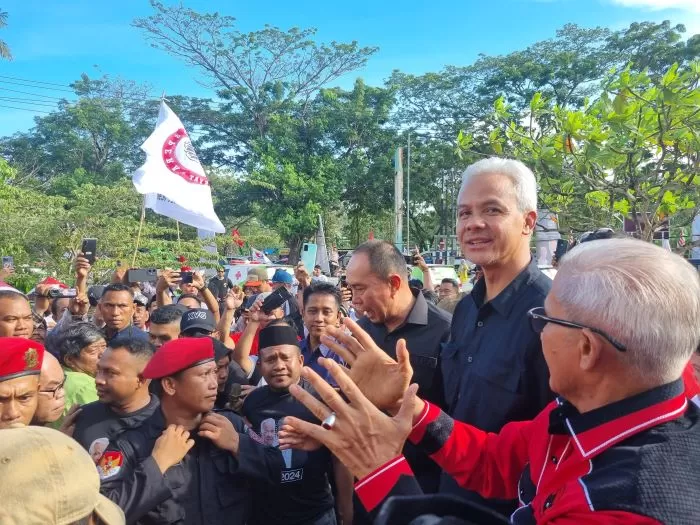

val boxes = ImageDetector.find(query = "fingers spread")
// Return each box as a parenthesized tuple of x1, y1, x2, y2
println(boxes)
(320, 358, 369, 408)
(300, 367, 350, 417)
(289, 382, 334, 422)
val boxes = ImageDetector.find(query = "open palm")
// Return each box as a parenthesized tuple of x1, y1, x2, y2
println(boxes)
(322, 319, 413, 413)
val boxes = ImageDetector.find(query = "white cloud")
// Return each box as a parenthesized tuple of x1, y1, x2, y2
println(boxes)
(610, 0, 700, 12)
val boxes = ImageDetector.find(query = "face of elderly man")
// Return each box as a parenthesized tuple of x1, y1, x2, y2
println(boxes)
(536, 238, 700, 404)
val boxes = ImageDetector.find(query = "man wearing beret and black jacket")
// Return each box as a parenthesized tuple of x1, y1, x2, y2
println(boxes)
(98, 337, 283, 525)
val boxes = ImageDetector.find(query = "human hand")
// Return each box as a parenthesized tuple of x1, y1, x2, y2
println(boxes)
(225, 291, 243, 311)
(278, 420, 323, 452)
(58, 404, 82, 437)
(192, 271, 205, 291)
(413, 249, 429, 272)
(198, 413, 240, 454)
(35, 283, 52, 298)
(75, 254, 92, 280)
(283, 361, 419, 479)
(156, 269, 181, 293)
(322, 317, 413, 414)
(249, 298, 276, 327)
(151, 425, 195, 474)
(69, 293, 89, 316)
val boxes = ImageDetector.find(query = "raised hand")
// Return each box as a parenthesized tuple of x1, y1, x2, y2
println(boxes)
(281, 359, 419, 479)
(192, 271, 206, 291)
(74, 254, 92, 279)
(156, 269, 181, 292)
(151, 425, 195, 474)
(321, 317, 413, 414)
(249, 297, 277, 327)
(225, 290, 243, 311)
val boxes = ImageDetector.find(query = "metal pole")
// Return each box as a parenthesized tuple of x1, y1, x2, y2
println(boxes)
(406, 133, 411, 251)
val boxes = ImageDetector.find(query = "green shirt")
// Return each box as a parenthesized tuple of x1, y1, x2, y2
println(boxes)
(50, 369, 98, 429)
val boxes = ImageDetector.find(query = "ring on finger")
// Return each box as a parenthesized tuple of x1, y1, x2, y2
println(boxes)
(321, 412, 337, 430)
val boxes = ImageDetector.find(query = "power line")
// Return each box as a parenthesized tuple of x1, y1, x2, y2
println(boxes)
(0, 74, 74, 88)
(0, 86, 74, 101)
(0, 79, 76, 94)
(0, 97, 62, 108)
(0, 104, 52, 114)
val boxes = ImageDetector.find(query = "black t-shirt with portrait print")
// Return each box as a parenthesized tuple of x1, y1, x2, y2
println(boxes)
(242, 379, 335, 525)
(72, 394, 160, 463)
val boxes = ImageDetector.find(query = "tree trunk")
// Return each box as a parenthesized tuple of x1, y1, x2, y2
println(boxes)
(287, 236, 303, 265)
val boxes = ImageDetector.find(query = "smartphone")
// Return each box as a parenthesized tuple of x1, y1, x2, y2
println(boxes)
(127, 268, 158, 283)
(2, 256, 14, 268)
(403, 254, 414, 265)
(261, 286, 293, 314)
(554, 239, 569, 261)
(180, 271, 193, 284)
(81, 238, 97, 264)
(47, 288, 78, 299)
(300, 243, 317, 272)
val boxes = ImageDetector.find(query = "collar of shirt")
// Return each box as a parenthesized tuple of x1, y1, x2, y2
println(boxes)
(549, 379, 686, 461)
(301, 336, 331, 358)
(471, 257, 542, 317)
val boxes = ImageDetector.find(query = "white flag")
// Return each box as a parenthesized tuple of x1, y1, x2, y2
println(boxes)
(251, 247, 272, 264)
(133, 101, 225, 233)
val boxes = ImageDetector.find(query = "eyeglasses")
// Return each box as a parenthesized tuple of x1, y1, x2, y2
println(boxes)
(527, 307, 627, 352)
(39, 377, 66, 399)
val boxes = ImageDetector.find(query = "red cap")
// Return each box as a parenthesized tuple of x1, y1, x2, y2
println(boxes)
(180, 266, 193, 272)
(0, 337, 44, 382)
(142, 338, 214, 379)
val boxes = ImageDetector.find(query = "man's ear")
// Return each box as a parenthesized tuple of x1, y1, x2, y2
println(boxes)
(578, 328, 604, 372)
(523, 210, 538, 235)
(388, 274, 402, 294)
(161, 376, 177, 396)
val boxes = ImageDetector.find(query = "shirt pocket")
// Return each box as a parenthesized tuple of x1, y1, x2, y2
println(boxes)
(440, 341, 462, 408)
(212, 452, 249, 509)
(409, 353, 439, 392)
(471, 360, 525, 428)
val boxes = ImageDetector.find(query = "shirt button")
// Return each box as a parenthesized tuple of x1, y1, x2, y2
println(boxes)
(551, 456, 558, 464)
(476, 321, 484, 327)
(543, 494, 555, 511)
(467, 356, 473, 363)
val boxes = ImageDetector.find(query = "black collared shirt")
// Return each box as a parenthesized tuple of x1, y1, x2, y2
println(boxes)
(439, 258, 553, 511)
(358, 288, 452, 494)
(358, 287, 452, 407)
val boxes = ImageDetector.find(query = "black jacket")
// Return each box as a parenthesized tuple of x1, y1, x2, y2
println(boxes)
(99, 408, 283, 525)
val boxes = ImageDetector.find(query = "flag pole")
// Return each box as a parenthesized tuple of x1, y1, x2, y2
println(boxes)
(176, 220, 181, 250)
(132, 197, 147, 267)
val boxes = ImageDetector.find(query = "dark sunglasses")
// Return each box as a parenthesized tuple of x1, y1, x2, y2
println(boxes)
(527, 307, 627, 352)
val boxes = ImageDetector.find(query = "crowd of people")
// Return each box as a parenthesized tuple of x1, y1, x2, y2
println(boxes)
(1, 156, 700, 524)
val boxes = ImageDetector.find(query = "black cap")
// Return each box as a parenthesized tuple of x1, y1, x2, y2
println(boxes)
(180, 308, 216, 335)
(87, 285, 105, 307)
(208, 337, 232, 361)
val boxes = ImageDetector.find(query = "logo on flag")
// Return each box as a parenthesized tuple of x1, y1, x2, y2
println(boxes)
(132, 101, 225, 233)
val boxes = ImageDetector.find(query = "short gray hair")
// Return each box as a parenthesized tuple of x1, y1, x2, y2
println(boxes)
(460, 157, 538, 212)
(554, 238, 700, 383)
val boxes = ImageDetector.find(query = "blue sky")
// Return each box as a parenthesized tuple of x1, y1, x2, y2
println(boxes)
(0, 0, 698, 137)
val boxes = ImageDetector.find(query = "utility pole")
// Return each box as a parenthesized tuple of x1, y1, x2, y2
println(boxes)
(406, 133, 411, 252)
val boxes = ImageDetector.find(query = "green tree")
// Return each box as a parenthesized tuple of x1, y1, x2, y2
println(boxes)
(0, 74, 155, 188)
(0, 8, 11, 60)
(483, 62, 700, 240)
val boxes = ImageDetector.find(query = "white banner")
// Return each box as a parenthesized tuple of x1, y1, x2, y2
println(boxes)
(133, 101, 225, 233)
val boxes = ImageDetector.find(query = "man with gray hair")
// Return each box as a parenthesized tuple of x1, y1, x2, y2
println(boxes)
(279, 238, 700, 524)
(439, 157, 553, 514)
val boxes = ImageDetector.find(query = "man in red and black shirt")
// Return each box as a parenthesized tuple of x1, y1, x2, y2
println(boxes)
(279, 238, 700, 524)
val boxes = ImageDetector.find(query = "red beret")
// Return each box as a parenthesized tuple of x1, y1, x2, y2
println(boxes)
(0, 337, 44, 382)
(142, 338, 214, 379)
